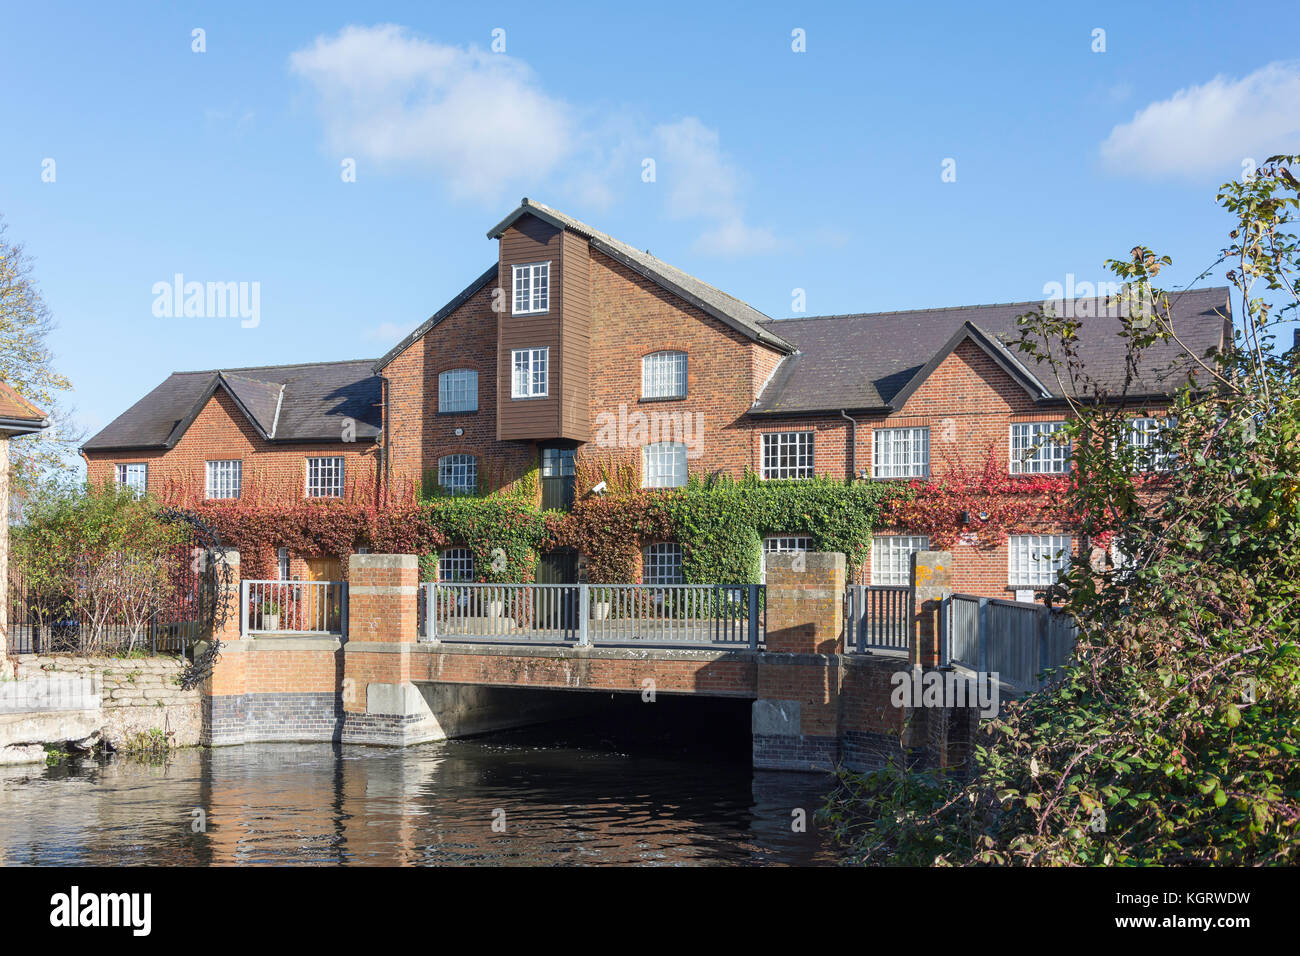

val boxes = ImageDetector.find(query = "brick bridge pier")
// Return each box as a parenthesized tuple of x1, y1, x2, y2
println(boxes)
(202, 551, 976, 772)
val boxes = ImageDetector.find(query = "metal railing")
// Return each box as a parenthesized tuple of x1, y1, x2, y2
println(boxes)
(946, 593, 1077, 692)
(419, 582, 764, 649)
(241, 580, 347, 636)
(845, 584, 913, 653)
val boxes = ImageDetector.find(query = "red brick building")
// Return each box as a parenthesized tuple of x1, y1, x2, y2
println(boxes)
(83, 199, 1230, 597)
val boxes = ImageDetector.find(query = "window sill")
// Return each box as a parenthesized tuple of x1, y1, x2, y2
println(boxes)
(436, 410, 479, 416)
(638, 395, 687, 404)
(510, 394, 550, 401)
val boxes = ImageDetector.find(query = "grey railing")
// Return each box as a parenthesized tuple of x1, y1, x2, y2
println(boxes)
(845, 584, 913, 653)
(946, 593, 1076, 692)
(241, 580, 347, 636)
(419, 582, 764, 649)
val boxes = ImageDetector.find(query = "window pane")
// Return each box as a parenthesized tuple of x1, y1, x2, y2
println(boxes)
(761, 432, 814, 479)
(642, 351, 688, 399)
(511, 348, 548, 398)
(115, 463, 148, 494)
(1010, 423, 1070, 474)
(642, 542, 683, 584)
(642, 442, 687, 488)
(305, 457, 344, 497)
(1008, 535, 1071, 586)
(205, 459, 241, 499)
(439, 548, 475, 582)
(871, 535, 930, 585)
(438, 369, 478, 413)
(873, 428, 930, 478)
(438, 454, 477, 495)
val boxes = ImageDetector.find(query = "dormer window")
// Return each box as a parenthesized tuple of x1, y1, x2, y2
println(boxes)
(512, 262, 550, 315)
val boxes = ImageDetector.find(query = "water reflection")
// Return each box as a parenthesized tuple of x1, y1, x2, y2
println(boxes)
(0, 717, 839, 866)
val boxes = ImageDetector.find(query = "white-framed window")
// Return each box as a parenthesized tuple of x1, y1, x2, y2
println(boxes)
(511, 347, 549, 398)
(305, 456, 344, 498)
(642, 542, 684, 585)
(761, 535, 811, 582)
(437, 454, 478, 495)
(438, 369, 479, 413)
(512, 262, 550, 315)
(642, 350, 688, 400)
(205, 459, 242, 499)
(114, 463, 148, 494)
(1126, 416, 1172, 471)
(1009, 422, 1070, 474)
(642, 441, 688, 488)
(1008, 534, 1072, 587)
(277, 547, 291, 581)
(438, 548, 475, 582)
(873, 427, 930, 479)
(761, 431, 815, 479)
(872, 535, 930, 586)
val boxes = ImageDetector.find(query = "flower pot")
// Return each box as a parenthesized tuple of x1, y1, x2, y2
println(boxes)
(484, 600, 505, 618)
(262, 613, 280, 632)
(592, 601, 611, 621)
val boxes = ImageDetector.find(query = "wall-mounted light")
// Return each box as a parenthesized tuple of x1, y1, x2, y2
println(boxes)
(454, 427, 464, 437)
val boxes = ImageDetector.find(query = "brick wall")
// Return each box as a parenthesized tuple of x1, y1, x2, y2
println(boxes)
(83, 390, 381, 505)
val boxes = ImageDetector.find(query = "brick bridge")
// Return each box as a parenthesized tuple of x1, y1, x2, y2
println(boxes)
(202, 552, 977, 772)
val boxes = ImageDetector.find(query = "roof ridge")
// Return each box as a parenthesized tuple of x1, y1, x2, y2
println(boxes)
(172, 357, 380, 376)
(760, 285, 1229, 324)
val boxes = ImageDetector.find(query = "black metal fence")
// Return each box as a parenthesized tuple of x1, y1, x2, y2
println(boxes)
(6, 544, 216, 658)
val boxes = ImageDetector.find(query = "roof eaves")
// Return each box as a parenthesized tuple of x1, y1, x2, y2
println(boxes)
(373, 265, 498, 373)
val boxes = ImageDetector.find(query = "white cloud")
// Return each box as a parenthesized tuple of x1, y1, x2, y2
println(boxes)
(289, 24, 574, 200)
(1100, 61, 1300, 178)
(289, 27, 788, 256)
(653, 117, 782, 256)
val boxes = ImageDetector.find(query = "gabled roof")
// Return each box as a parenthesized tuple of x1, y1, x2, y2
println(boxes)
(0, 379, 49, 433)
(750, 286, 1231, 415)
(373, 265, 498, 373)
(487, 198, 796, 353)
(82, 359, 381, 452)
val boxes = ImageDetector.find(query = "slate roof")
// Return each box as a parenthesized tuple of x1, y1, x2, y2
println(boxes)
(82, 359, 381, 451)
(751, 287, 1231, 415)
(486, 198, 797, 353)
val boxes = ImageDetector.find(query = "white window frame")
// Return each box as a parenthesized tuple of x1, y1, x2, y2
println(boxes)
(1008, 534, 1072, 588)
(642, 441, 688, 488)
(761, 431, 815, 480)
(277, 547, 291, 581)
(114, 463, 148, 494)
(204, 459, 242, 499)
(642, 542, 684, 585)
(1009, 422, 1070, 474)
(511, 262, 550, 315)
(641, 350, 688, 400)
(437, 454, 478, 496)
(438, 369, 479, 413)
(873, 427, 930, 479)
(1126, 416, 1172, 472)
(305, 456, 345, 498)
(511, 348, 549, 398)
(871, 535, 930, 586)
(761, 535, 811, 583)
(438, 548, 476, 583)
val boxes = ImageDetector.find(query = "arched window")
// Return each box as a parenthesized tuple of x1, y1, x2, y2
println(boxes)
(438, 548, 476, 582)
(438, 369, 478, 413)
(642, 350, 687, 399)
(438, 454, 478, 495)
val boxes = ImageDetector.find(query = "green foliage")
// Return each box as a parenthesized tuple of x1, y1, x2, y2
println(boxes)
(422, 495, 548, 583)
(824, 156, 1300, 866)
(666, 475, 897, 583)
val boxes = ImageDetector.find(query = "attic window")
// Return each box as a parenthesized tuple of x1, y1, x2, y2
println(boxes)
(512, 262, 550, 315)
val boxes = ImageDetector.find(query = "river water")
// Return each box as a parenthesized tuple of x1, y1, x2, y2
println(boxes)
(0, 707, 841, 866)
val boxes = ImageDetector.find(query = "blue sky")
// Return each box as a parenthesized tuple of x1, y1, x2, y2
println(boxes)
(1, 1, 1297, 450)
